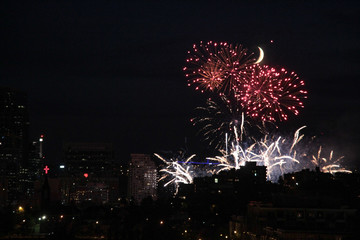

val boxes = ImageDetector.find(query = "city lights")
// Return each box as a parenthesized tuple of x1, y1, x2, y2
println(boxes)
(18, 206, 24, 212)
(0, 2, 358, 239)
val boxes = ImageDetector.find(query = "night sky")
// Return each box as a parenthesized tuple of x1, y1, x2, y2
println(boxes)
(1, 1, 360, 166)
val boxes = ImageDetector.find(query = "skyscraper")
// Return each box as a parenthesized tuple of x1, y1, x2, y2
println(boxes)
(128, 153, 157, 204)
(0, 87, 30, 205)
(28, 135, 44, 181)
(64, 142, 116, 178)
(63, 142, 119, 205)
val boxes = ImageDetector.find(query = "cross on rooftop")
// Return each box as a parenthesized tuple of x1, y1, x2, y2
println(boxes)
(44, 166, 49, 174)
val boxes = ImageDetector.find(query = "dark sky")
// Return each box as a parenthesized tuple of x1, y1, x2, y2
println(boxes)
(1, 1, 360, 166)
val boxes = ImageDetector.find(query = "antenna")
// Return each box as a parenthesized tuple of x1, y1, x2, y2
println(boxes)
(39, 134, 44, 158)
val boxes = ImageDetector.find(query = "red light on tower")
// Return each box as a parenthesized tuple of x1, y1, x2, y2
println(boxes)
(84, 173, 88, 178)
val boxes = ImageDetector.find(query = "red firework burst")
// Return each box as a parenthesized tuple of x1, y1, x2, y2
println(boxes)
(239, 65, 307, 122)
(185, 60, 225, 92)
(184, 41, 256, 94)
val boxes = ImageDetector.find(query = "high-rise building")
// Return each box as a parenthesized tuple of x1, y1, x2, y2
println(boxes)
(24, 135, 46, 204)
(0, 87, 30, 205)
(64, 142, 116, 178)
(128, 153, 157, 204)
(118, 162, 129, 199)
(28, 135, 44, 181)
(62, 142, 119, 205)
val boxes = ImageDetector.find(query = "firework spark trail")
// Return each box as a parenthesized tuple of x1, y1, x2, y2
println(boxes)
(208, 142, 258, 173)
(191, 95, 271, 151)
(207, 126, 259, 173)
(184, 41, 256, 95)
(185, 43, 308, 123)
(290, 126, 306, 153)
(239, 65, 308, 122)
(154, 153, 196, 194)
(256, 136, 300, 181)
(191, 96, 244, 150)
(208, 127, 306, 181)
(181, 41, 351, 186)
(311, 147, 351, 174)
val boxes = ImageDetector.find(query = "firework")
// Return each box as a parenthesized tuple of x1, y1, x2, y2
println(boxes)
(311, 146, 352, 174)
(180, 40, 350, 187)
(154, 153, 196, 195)
(208, 126, 305, 182)
(256, 134, 301, 182)
(184, 41, 256, 95)
(191, 95, 274, 151)
(191, 95, 246, 150)
(238, 65, 308, 122)
(208, 141, 257, 173)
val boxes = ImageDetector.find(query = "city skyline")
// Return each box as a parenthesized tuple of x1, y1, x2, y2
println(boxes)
(1, 1, 359, 168)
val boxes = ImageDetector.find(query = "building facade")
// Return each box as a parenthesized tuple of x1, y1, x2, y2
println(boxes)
(128, 153, 157, 204)
(64, 142, 116, 178)
(0, 87, 30, 205)
(62, 143, 119, 205)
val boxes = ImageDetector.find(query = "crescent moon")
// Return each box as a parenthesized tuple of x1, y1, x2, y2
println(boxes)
(254, 47, 264, 64)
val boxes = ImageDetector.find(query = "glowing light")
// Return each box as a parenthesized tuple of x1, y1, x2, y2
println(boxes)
(185, 41, 257, 95)
(191, 95, 271, 151)
(151, 40, 353, 194)
(155, 152, 195, 195)
(311, 147, 351, 174)
(208, 126, 305, 181)
(84, 173, 89, 178)
(44, 166, 49, 174)
(239, 65, 307, 122)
